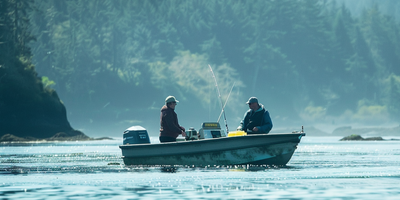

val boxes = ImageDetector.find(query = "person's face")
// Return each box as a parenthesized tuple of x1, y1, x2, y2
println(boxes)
(248, 102, 258, 111)
(169, 101, 177, 109)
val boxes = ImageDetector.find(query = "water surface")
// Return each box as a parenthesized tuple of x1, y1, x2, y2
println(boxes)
(1, 136, 399, 199)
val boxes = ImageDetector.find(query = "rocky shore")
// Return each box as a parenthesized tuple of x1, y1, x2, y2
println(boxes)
(0, 53, 101, 143)
(339, 134, 384, 141)
(0, 131, 113, 142)
(339, 134, 400, 141)
(332, 126, 400, 136)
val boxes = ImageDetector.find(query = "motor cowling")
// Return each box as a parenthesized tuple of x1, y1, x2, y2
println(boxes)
(123, 126, 150, 145)
(185, 127, 198, 140)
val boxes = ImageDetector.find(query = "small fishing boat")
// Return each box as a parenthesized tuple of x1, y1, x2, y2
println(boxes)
(119, 64, 305, 166)
(119, 122, 306, 166)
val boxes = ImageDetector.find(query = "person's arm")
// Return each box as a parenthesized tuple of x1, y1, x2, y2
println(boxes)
(237, 112, 247, 130)
(256, 111, 273, 133)
(177, 120, 186, 136)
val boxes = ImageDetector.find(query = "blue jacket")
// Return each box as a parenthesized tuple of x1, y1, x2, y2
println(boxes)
(239, 104, 273, 133)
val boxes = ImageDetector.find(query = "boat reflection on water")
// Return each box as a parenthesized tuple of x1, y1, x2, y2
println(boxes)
(157, 164, 297, 173)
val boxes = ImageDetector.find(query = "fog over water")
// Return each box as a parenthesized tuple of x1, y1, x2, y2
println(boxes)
(25, 0, 400, 138)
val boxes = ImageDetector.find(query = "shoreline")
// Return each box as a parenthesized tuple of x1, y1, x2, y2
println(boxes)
(273, 125, 400, 137)
(0, 133, 113, 143)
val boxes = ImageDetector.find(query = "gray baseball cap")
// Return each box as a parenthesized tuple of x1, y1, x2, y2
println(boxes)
(165, 96, 179, 104)
(246, 97, 258, 104)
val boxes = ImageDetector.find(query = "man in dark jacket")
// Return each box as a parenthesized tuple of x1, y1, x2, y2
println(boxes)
(159, 96, 186, 143)
(237, 97, 273, 134)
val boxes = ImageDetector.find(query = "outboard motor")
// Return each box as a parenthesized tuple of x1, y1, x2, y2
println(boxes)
(123, 126, 150, 145)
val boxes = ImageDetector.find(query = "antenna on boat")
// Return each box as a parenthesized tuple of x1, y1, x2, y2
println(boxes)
(208, 64, 229, 134)
(217, 82, 235, 123)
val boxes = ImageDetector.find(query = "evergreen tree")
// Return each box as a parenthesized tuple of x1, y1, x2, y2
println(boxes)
(23, 0, 400, 127)
(1, 0, 85, 139)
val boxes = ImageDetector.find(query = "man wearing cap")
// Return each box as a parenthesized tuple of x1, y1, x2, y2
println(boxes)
(159, 96, 186, 143)
(237, 97, 273, 134)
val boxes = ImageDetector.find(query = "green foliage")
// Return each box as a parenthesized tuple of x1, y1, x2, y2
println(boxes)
(0, 0, 74, 137)
(300, 104, 327, 122)
(42, 76, 56, 88)
(352, 99, 389, 123)
(23, 0, 400, 125)
(148, 51, 244, 111)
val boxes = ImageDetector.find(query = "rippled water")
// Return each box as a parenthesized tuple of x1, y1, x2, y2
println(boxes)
(1, 136, 399, 199)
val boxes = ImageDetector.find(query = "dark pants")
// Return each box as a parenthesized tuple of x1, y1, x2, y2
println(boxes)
(159, 136, 176, 143)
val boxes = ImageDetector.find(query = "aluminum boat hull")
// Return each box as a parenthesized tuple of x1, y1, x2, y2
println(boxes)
(119, 133, 305, 166)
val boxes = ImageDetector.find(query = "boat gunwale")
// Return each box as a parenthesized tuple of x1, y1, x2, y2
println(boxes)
(120, 133, 305, 158)
(120, 132, 304, 147)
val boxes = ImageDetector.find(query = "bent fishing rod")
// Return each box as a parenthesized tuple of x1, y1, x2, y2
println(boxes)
(208, 64, 230, 134)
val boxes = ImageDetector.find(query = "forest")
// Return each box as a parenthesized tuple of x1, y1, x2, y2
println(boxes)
(1, 0, 400, 137)
(0, 0, 88, 139)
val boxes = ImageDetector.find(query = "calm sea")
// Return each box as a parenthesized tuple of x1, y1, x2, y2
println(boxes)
(1, 136, 399, 199)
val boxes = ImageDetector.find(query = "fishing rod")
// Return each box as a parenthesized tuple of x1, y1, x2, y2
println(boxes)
(217, 82, 235, 123)
(208, 64, 230, 134)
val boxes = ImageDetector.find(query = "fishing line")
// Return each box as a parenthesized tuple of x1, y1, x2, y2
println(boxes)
(208, 64, 229, 134)
(218, 82, 235, 123)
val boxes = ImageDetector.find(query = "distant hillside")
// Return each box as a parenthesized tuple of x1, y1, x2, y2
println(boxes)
(0, 0, 88, 140)
(22, 0, 400, 136)
(335, 0, 400, 21)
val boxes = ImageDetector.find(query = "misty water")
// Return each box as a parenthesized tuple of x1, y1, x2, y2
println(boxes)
(1, 136, 400, 199)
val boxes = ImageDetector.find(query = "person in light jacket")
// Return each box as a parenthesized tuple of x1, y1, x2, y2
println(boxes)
(237, 97, 273, 134)
(159, 96, 186, 142)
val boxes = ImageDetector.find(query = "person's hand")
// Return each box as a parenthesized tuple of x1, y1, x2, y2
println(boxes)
(180, 126, 185, 132)
(181, 131, 186, 137)
(252, 127, 259, 132)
